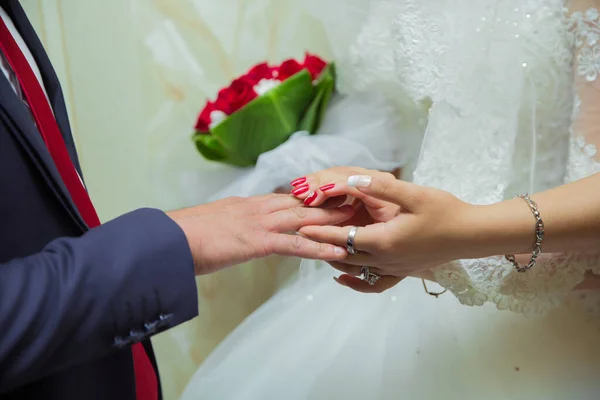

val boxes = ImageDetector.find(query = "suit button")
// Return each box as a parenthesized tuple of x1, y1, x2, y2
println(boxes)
(113, 336, 131, 349)
(157, 313, 174, 330)
(144, 320, 160, 335)
(159, 313, 173, 322)
(129, 329, 146, 343)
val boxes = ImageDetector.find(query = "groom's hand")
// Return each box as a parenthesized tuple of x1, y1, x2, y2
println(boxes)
(167, 194, 354, 275)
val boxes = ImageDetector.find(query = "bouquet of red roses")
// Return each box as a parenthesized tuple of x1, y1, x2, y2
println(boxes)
(193, 53, 336, 167)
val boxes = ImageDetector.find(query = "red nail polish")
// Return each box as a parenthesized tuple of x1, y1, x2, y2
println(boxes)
(304, 191, 318, 205)
(290, 177, 307, 186)
(333, 277, 347, 287)
(292, 185, 309, 195)
(319, 184, 335, 192)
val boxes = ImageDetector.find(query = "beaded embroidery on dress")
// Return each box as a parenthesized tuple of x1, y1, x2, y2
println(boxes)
(429, 2, 600, 314)
(310, 0, 600, 315)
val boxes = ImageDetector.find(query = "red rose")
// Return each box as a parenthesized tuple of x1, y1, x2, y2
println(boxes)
(245, 62, 275, 84)
(214, 88, 233, 114)
(215, 76, 257, 114)
(195, 101, 215, 133)
(303, 52, 327, 80)
(275, 59, 304, 81)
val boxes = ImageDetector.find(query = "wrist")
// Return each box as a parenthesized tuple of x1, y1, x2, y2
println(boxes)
(166, 211, 200, 275)
(458, 199, 535, 259)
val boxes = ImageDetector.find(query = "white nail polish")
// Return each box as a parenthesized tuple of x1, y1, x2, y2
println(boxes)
(334, 246, 345, 256)
(348, 175, 372, 188)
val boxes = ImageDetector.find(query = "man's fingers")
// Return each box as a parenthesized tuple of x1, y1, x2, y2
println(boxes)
(298, 223, 385, 253)
(347, 173, 421, 211)
(267, 205, 355, 233)
(252, 193, 303, 214)
(334, 274, 404, 294)
(269, 233, 347, 261)
(297, 225, 349, 247)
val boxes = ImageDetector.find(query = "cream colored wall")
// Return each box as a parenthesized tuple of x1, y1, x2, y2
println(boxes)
(21, 0, 330, 399)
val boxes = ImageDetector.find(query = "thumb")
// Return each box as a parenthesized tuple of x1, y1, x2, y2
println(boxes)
(347, 173, 419, 211)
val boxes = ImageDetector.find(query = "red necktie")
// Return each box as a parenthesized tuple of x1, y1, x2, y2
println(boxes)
(0, 18, 158, 400)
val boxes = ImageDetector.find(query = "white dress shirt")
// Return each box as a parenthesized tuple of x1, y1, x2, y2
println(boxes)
(0, 6, 50, 101)
(0, 7, 84, 185)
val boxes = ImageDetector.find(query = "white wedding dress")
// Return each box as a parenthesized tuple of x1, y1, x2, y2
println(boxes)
(181, 1, 600, 399)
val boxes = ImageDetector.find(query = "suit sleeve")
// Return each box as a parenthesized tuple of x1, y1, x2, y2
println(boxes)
(0, 208, 199, 393)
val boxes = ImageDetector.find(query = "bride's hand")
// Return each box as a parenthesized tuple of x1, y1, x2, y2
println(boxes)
(290, 168, 408, 293)
(298, 171, 475, 288)
(290, 167, 400, 222)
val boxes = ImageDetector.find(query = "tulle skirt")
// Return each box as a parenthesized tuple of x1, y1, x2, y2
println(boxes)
(181, 261, 600, 400)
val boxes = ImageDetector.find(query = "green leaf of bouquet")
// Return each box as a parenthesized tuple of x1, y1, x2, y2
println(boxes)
(194, 133, 252, 167)
(316, 62, 337, 86)
(193, 133, 228, 161)
(210, 70, 315, 165)
(315, 63, 336, 130)
(297, 89, 325, 133)
(298, 63, 337, 134)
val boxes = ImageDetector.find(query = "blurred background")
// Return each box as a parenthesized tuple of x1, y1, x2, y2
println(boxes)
(21, 0, 332, 398)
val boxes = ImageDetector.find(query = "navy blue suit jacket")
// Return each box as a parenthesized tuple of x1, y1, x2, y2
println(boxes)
(0, 1, 199, 398)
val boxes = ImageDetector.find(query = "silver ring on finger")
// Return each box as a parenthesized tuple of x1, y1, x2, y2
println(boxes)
(346, 226, 359, 255)
(360, 266, 381, 286)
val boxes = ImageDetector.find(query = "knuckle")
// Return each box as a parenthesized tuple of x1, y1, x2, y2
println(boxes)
(255, 216, 271, 232)
(259, 232, 276, 257)
(291, 206, 308, 220)
(262, 234, 275, 254)
(305, 171, 321, 182)
(292, 234, 304, 250)
(263, 193, 279, 201)
(406, 185, 425, 205)
(382, 172, 396, 181)
(234, 230, 260, 257)
(378, 177, 394, 197)
(318, 242, 327, 255)
(375, 237, 394, 253)
(256, 193, 280, 213)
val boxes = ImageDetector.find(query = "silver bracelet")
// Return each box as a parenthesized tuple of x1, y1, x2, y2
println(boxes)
(504, 194, 545, 273)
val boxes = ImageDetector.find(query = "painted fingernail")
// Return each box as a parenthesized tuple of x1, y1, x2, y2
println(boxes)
(319, 184, 335, 192)
(292, 185, 309, 195)
(303, 191, 318, 205)
(334, 246, 346, 256)
(334, 277, 347, 287)
(348, 175, 372, 188)
(290, 177, 307, 186)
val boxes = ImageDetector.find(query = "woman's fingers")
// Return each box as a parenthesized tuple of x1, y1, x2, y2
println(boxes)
(328, 261, 384, 276)
(289, 167, 369, 206)
(298, 185, 360, 207)
(333, 274, 404, 294)
(335, 253, 390, 267)
(308, 182, 392, 211)
(348, 173, 421, 211)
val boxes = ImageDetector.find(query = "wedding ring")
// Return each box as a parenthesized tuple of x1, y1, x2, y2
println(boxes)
(346, 226, 359, 255)
(361, 266, 381, 286)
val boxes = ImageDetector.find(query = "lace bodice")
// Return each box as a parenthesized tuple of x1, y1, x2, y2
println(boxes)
(306, 0, 600, 314)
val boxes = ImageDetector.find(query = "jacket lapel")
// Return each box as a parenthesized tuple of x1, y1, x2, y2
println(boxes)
(6, 0, 84, 176)
(0, 0, 87, 231)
